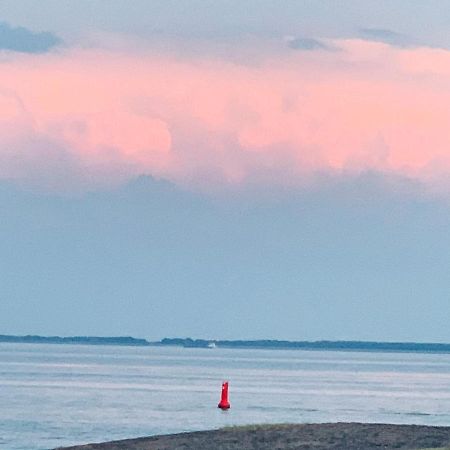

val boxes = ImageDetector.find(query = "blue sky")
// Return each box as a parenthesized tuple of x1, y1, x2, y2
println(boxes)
(2, 0, 450, 47)
(1, 174, 450, 341)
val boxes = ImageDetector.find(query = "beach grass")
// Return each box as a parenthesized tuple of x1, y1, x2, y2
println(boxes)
(222, 423, 293, 431)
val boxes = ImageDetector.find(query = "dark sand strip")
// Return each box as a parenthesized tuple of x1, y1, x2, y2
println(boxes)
(56, 423, 450, 450)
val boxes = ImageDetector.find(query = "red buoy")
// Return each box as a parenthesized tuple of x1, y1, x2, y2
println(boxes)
(218, 381, 230, 409)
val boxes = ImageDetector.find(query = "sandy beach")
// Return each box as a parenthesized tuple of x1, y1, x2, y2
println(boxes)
(56, 423, 450, 450)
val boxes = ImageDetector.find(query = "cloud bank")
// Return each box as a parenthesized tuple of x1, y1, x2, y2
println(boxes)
(0, 21, 61, 53)
(287, 37, 333, 51)
(358, 28, 416, 48)
(0, 37, 450, 192)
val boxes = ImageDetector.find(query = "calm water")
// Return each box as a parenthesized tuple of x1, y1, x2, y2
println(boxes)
(2, 344, 450, 449)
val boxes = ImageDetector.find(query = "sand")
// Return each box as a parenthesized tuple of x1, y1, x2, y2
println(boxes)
(55, 422, 450, 450)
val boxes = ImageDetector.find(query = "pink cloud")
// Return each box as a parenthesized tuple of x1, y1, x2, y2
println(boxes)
(0, 39, 450, 191)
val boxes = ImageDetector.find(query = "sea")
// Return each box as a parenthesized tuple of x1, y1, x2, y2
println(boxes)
(2, 343, 450, 450)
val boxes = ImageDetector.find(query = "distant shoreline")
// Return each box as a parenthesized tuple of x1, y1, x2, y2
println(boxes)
(3, 334, 450, 354)
(0, 335, 149, 346)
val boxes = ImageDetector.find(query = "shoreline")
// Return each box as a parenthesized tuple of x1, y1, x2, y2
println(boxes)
(55, 423, 450, 450)
(4, 335, 450, 355)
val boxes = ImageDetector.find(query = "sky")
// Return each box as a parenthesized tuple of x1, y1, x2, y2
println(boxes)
(1, 1, 450, 341)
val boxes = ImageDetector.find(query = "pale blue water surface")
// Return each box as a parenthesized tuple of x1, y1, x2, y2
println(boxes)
(2, 343, 450, 450)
